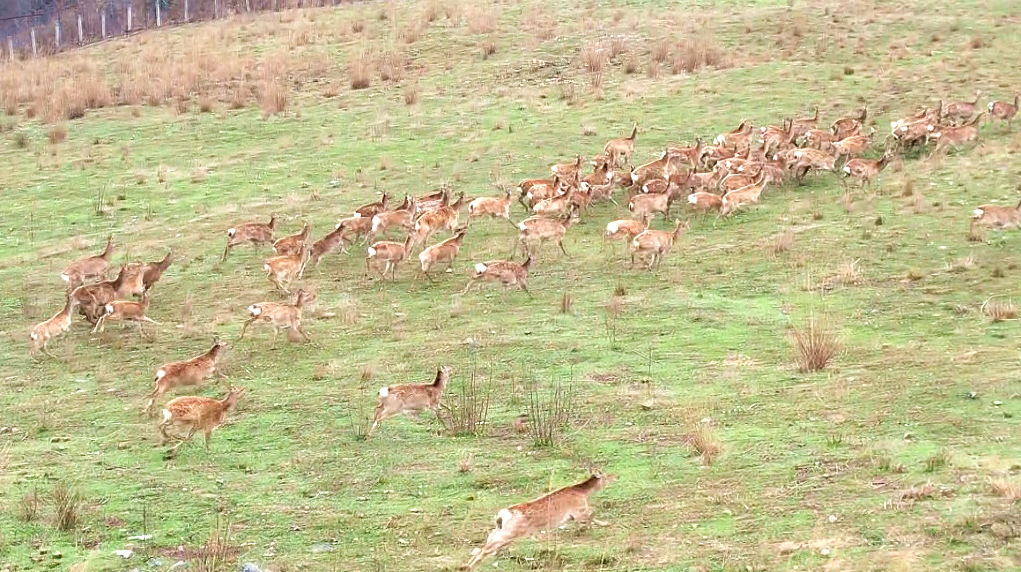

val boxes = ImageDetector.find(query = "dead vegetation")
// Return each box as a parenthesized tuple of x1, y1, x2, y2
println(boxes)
(790, 316, 841, 372)
(982, 298, 1018, 322)
(686, 421, 721, 465)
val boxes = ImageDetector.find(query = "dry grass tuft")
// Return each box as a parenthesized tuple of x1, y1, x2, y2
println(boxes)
(404, 83, 421, 106)
(480, 39, 497, 59)
(191, 165, 208, 184)
(359, 363, 376, 384)
(900, 483, 936, 501)
(351, 19, 365, 34)
(259, 82, 288, 117)
(969, 34, 985, 49)
(198, 97, 214, 113)
(672, 34, 728, 74)
(52, 481, 84, 531)
(652, 39, 671, 63)
(901, 178, 914, 197)
(624, 54, 639, 74)
(402, 22, 422, 44)
(230, 86, 248, 110)
(687, 422, 721, 465)
(825, 258, 864, 288)
(458, 452, 474, 473)
(349, 49, 373, 90)
(646, 60, 661, 79)
(768, 229, 795, 256)
(581, 42, 608, 74)
(378, 49, 407, 83)
(790, 316, 841, 372)
(467, 7, 498, 34)
(990, 478, 1021, 500)
(608, 35, 629, 60)
(982, 298, 1017, 322)
(560, 291, 573, 314)
(48, 123, 67, 144)
(19, 486, 40, 522)
(945, 254, 975, 273)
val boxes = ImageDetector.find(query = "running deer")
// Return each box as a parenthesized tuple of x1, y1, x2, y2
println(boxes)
(61, 235, 113, 290)
(366, 235, 413, 281)
(831, 106, 867, 140)
(272, 222, 312, 257)
(158, 385, 246, 455)
(312, 217, 374, 266)
(631, 219, 687, 269)
(721, 172, 768, 217)
(461, 473, 618, 570)
(629, 150, 679, 187)
(370, 196, 417, 240)
(628, 183, 681, 220)
(713, 120, 754, 149)
(418, 229, 468, 281)
(354, 193, 390, 218)
(928, 113, 983, 157)
(463, 256, 533, 298)
(582, 160, 614, 187)
(830, 134, 871, 163)
(468, 189, 516, 226)
(414, 192, 465, 245)
(687, 191, 724, 217)
(516, 208, 579, 259)
(942, 93, 980, 124)
(698, 144, 737, 169)
(30, 296, 79, 358)
(142, 251, 174, 294)
(145, 340, 228, 416)
(666, 139, 703, 169)
(789, 107, 820, 139)
(987, 95, 1018, 130)
(221, 215, 277, 262)
(240, 288, 313, 343)
(603, 213, 652, 257)
(70, 265, 130, 324)
(416, 189, 450, 214)
(368, 365, 451, 437)
(842, 150, 893, 190)
(603, 124, 637, 167)
(550, 155, 583, 181)
(804, 128, 839, 150)
(532, 188, 577, 218)
(119, 262, 148, 298)
(92, 292, 159, 333)
(263, 247, 310, 294)
(788, 148, 836, 185)
(971, 199, 1021, 235)
(758, 118, 795, 157)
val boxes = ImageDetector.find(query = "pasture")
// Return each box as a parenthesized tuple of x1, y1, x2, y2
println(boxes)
(1, 0, 1020, 570)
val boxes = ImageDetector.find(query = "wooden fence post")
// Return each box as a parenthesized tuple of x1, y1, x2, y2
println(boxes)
(156, 1, 161, 26)
(184, 0, 189, 22)
(31, 28, 37, 56)
(7, 37, 13, 61)
(55, 20, 60, 47)
(127, 5, 132, 32)
(214, 0, 219, 19)
(101, 12, 107, 38)
(77, 15, 83, 45)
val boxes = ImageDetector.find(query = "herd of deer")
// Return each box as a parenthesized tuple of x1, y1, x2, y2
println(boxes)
(24, 90, 1020, 569)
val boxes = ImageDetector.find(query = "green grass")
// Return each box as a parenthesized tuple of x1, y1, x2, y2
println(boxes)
(2, 0, 1021, 571)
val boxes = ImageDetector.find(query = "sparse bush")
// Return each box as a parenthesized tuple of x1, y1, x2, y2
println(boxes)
(349, 49, 373, 90)
(230, 86, 248, 110)
(646, 60, 661, 79)
(12, 131, 28, 149)
(378, 49, 407, 83)
(768, 229, 794, 256)
(982, 298, 1017, 322)
(924, 449, 950, 473)
(790, 316, 840, 372)
(351, 19, 365, 33)
(990, 478, 1021, 500)
(48, 123, 67, 144)
(527, 378, 573, 447)
(581, 42, 607, 74)
(624, 54, 639, 74)
(403, 84, 420, 106)
(969, 34, 985, 49)
(480, 40, 497, 59)
(195, 517, 235, 572)
(652, 39, 671, 63)
(360, 363, 376, 384)
(687, 422, 721, 465)
(198, 97, 214, 113)
(51, 481, 83, 532)
(458, 452, 474, 473)
(560, 291, 573, 314)
(19, 486, 39, 522)
(467, 7, 498, 34)
(191, 165, 207, 184)
(672, 34, 727, 74)
(608, 36, 629, 60)
(438, 360, 491, 437)
(259, 82, 288, 117)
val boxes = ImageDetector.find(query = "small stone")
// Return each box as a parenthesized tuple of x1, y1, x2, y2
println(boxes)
(53, 552, 62, 559)
(994, 401, 1003, 406)
(828, 515, 837, 523)
(147, 558, 163, 567)
(967, 392, 978, 399)
(114, 549, 133, 559)
(310, 544, 333, 554)
(169, 562, 187, 571)
(241, 564, 261, 572)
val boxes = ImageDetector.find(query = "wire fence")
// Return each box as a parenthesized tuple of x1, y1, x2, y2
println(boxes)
(1, 0, 362, 60)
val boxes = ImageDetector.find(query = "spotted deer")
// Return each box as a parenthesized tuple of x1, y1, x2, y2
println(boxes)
(418, 229, 468, 281)
(221, 215, 276, 261)
(831, 107, 867, 140)
(70, 266, 130, 324)
(61, 235, 113, 290)
(366, 235, 413, 281)
(240, 288, 313, 343)
(942, 94, 980, 124)
(141, 251, 174, 294)
(158, 385, 246, 455)
(516, 209, 579, 259)
(311, 217, 373, 266)
(842, 150, 893, 190)
(30, 296, 79, 358)
(468, 189, 516, 226)
(145, 340, 228, 415)
(354, 193, 390, 218)
(631, 219, 687, 269)
(92, 292, 160, 334)
(603, 214, 652, 257)
(971, 199, 1021, 235)
(368, 366, 451, 437)
(603, 124, 637, 167)
(370, 196, 417, 241)
(987, 95, 1018, 129)
(462, 473, 618, 570)
(463, 256, 533, 298)
(263, 247, 310, 294)
(273, 222, 312, 257)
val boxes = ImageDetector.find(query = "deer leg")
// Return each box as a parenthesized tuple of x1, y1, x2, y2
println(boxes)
(519, 282, 533, 300)
(463, 528, 516, 571)
(91, 315, 106, 334)
(296, 325, 311, 343)
(239, 318, 256, 340)
(41, 340, 56, 359)
(203, 428, 213, 451)
(558, 239, 569, 257)
(220, 241, 231, 262)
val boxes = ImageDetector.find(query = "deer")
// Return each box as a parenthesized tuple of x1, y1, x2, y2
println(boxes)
(603, 124, 638, 167)
(240, 288, 313, 344)
(30, 296, 79, 358)
(463, 256, 533, 298)
(61, 235, 114, 290)
(987, 95, 1018, 130)
(370, 195, 417, 241)
(516, 208, 579, 259)
(803, 128, 839, 150)
(532, 187, 577, 218)
(719, 172, 760, 193)
(461, 473, 618, 571)
(468, 189, 516, 226)
(418, 229, 468, 281)
(971, 199, 1021, 235)
(789, 107, 820, 139)
(312, 217, 374, 265)
(119, 262, 148, 298)
(550, 155, 583, 181)
(263, 246, 310, 294)
(581, 178, 617, 206)
(221, 215, 276, 262)
(583, 158, 614, 187)
(91, 292, 159, 334)
(698, 144, 736, 169)
(414, 192, 465, 246)
(788, 148, 836, 185)
(354, 193, 390, 218)
(631, 219, 687, 269)
(70, 266, 130, 324)
(629, 150, 680, 188)
(666, 138, 703, 169)
(830, 134, 871, 163)
(141, 251, 174, 294)
(721, 171, 768, 217)
(841, 150, 894, 190)
(942, 94, 980, 124)
(928, 113, 983, 157)
(628, 183, 681, 221)
(368, 365, 451, 437)
(831, 107, 868, 140)
(158, 385, 246, 455)
(366, 235, 413, 282)
(687, 191, 724, 217)
(603, 213, 652, 257)
(713, 120, 754, 149)
(759, 118, 795, 158)
(416, 189, 450, 214)
(145, 340, 228, 416)
(272, 222, 312, 257)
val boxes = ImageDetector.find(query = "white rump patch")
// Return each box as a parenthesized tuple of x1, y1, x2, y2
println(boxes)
(475, 262, 487, 274)
(161, 409, 171, 422)
(60, 274, 70, 282)
(713, 135, 725, 145)
(249, 305, 261, 316)
(353, 212, 362, 218)
(367, 246, 376, 257)
(988, 102, 995, 111)
(263, 264, 271, 272)
(580, 182, 590, 192)
(630, 171, 639, 183)
(372, 218, 382, 232)
(105, 304, 114, 314)
(641, 183, 649, 193)
(227, 228, 236, 237)
(30, 332, 38, 340)
(842, 166, 851, 174)
(379, 386, 389, 397)
(335, 222, 342, 229)
(687, 194, 698, 204)
(497, 508, 513, 528)
(974, 209, 984, 217)
(607, 221, 619, 234)
(517, 222, 527, 231)
(156, 369, 166, 379)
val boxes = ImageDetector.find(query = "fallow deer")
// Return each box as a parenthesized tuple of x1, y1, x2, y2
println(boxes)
(311, 217, 374, 265)
(532, 188, 577, 218)
(789, 107, 819, 139)
(263, 247, 310, 294)
(687, 191, 724, 217)
(30, 296, 79, 358)
(416, 189, 450, 214)
(461, 473, 617, 570)
(942, 94, 980, 124)
(158, 385, 246, 455)
(119, 262, 148, 298)
(628, 183, 681, 221)
(272, 222, 312, 257)
(92, 292, 159, 334)
(146, 340, 228, 415)
(759, 118, 795, 157)
(698, 144, 736, 169)
(713, 120, 754, 149)
(414, 192, 465, 245)
(141, 251, 174, 294)
(631, 220, 687, 269)
(370, 196, 417, 241)
(516, 209, 579, 259)
(354, 193, 390, 218)
(803, 128, 839, 150)
(221, 215, 276, 262)
(971, 199, 1021, 235)
(70, 266, 130, 324)
(550, 155, 583, 181)
(788, 148, 836, 184)
(463, 256, 533, 298)
(928, 113, 983, 157)
(61, 234, 113, 290)
(603, 124, 637, 167)
(418, 229, 468, 281)
(366, 235, 413, 282)
(629, 150, 680, 188)
(987, 95, 1018, 130)
(240, 288, 313, 343)
(841, 150, 893, 190)
(830, 134, 871, 163)
(721, 171, 769, 217)
(831, 106, 867, 140)
(603, 213, 652, 257)
(666, 139, 703, 169)
(368, 365, 451, 437)
(468, 189, 516, 226)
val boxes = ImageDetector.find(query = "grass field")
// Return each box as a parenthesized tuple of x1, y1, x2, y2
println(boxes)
(1, 0, 1021, 570)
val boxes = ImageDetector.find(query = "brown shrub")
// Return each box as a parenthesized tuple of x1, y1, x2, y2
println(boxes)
(480, 39, 497, 59)
(198, 97, 214, 113)
(351, 19, 365, 33)
(647, 60, 661, 79)
(982, 298, 1018, 322)
(467, 7, 498, 34)
(349, 49, 373, 90)
(990, 478, 1021, 500)
(790, 316, 841, 372)
(402, 22, 422, 44)
(48, 123, 67, 144)
(608, 36, 629, 60)
(378, 49, 407, 83)
(672, 34, 728, 74)
(768, 229, 794, 256)
(651, 39, 671, 63)
(624, 54, 639, 74)
(687, 423, 721, 465)
(259, 82, 288, 116)
(403, 83, 420, 106)
(581, 42, 607, 74)
(230, 86, 248, 110)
